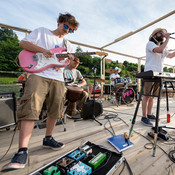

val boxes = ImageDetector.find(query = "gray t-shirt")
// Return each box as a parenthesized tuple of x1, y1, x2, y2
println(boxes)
(63, 66, 83, 86)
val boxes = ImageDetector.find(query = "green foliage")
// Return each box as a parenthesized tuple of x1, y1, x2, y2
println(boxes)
(0, 27, 23, 72)
(164, 67, 173, 72)
(0, 77, 18, 84)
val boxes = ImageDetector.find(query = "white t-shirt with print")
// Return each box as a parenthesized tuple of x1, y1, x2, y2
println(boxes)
(22, 27, 73, 82)
(144, 41, 169, 72)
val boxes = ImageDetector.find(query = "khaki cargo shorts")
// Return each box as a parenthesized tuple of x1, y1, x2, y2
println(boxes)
(17, 74, 66, 122)
(143, 81, 160, 96)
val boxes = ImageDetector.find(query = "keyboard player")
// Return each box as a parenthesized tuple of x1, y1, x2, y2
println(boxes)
(141, 28, 175, 126)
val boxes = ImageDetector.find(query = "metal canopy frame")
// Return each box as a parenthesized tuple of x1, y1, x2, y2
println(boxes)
(0, 10, 175, 89)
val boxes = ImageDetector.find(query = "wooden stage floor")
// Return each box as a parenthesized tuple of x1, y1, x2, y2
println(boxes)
(1, 97, 175, 175)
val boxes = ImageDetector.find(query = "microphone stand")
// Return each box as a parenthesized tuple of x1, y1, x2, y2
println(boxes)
(92, 66, 102, 125)
(85, 55, 107, 125)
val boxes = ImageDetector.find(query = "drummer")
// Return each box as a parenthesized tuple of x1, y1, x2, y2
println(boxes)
(63, 57, 89, 111)
(110, 66, 121, 86)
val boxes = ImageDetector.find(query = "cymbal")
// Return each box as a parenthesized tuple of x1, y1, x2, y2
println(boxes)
(129, 71, 138, 74)
(96, 78, 106, 82)
(88, 78, 106, 82)
(105, 69, 116, 73)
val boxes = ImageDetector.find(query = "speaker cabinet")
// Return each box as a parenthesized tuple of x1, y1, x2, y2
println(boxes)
(0, 92, 16, 129)
(80, 100, 103, 120)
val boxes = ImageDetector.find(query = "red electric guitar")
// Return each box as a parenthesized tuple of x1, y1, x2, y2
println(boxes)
(18, 47, 108, 73)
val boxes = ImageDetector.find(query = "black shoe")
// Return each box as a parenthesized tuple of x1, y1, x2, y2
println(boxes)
(43, 137, 65, 150)
(147, 114, 156, 120)
(141, 117, 153, 127)
(1, 151, 28, 171)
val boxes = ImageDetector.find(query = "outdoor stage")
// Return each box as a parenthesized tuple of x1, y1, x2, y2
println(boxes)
(0, 97, 175, 175)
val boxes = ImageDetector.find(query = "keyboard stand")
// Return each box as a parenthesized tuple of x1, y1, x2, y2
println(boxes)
(128, 77, 164, 157)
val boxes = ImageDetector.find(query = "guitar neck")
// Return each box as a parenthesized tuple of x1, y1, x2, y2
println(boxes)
(56, 52, 96, 58)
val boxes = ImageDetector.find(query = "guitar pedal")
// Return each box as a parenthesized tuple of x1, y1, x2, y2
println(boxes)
(68, 150, 86, 162)
(67, 161, 92, 175)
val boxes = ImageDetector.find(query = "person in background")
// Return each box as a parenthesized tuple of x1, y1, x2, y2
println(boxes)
(110, 66, 121, 86)
(63, 57, 88, 112)
(141, 28, 175, 126)
(2, 12, 79, 171)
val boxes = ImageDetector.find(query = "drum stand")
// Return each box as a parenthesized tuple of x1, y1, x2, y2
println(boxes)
(36, 103, 66, 132)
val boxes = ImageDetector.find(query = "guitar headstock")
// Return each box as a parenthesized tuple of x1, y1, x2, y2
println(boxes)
(96, 52, 108, 57)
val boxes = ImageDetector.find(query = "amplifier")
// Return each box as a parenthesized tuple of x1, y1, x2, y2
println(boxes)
(0, 91, 16, 129)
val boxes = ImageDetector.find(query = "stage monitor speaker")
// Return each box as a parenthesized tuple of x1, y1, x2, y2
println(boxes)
(0, 92, 16, 129)
(80, 100, 103, 120)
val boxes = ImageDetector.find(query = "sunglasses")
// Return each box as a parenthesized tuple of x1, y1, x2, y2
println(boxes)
(157, 31, 165, 36)
(63, 24, 74, 33)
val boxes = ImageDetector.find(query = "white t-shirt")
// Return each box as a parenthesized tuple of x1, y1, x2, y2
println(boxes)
(22, 27, 73, 81)
(144, 41, 169, 72)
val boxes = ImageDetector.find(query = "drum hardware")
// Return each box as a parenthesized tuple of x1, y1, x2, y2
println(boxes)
(36, 101, 66, 131)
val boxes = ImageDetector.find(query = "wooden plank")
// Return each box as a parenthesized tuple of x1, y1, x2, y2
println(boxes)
(1, 98, 175, 174)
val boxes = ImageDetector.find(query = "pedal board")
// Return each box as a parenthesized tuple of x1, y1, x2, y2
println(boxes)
(30, 141, 124, 175)
(67, 161, 92, 175)
(68, 150, 86, 162)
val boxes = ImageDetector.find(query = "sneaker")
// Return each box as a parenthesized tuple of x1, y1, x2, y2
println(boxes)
(147, 114, 156, 120)
(1, 151, 28, 171)
(43, 137, 65, 150)
(141, 117, 153, 127)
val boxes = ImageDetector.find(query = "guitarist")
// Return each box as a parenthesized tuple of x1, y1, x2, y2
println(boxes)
(2, 13, 79, 171)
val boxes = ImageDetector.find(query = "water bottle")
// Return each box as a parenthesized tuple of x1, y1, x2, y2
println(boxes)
(167, 113, 170, 123)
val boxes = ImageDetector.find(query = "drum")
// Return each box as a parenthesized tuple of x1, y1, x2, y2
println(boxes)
(103, 84, 111, 95)
(114, 77, 125, 88)
(127, 77, 132, 83)
(114, 77, 124, 84)
(66, 86, 83, 116)
(66, 86, 83, 102)
(127, 83, 138, 100)
(115, 87, 135, 104)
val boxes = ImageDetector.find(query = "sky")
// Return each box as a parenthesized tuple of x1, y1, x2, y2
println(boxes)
(0, 0, 175, 67)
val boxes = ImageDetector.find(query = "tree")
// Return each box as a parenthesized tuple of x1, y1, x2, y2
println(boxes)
(75, 46, 83, 53)
(0, 27, 22, 72)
